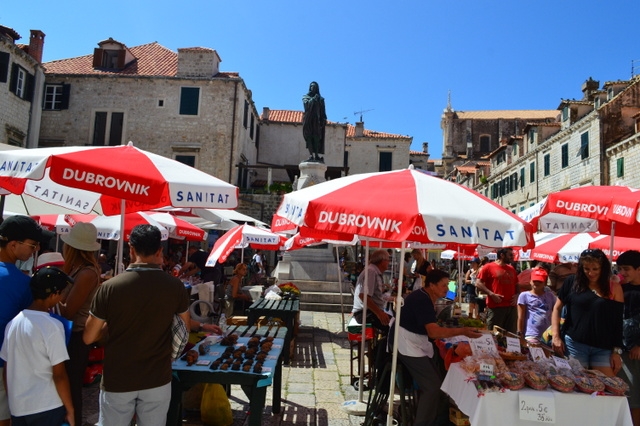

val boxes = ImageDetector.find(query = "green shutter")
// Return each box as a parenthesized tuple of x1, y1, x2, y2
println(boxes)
(180, 87, 199, 115)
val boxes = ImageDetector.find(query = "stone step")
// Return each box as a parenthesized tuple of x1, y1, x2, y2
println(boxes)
(300, 301, 353, 314)
(299, 291, 353, 306)
(287, 280, 351, 294)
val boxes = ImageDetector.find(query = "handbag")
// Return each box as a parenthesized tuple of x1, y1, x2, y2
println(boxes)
(170, 314, 189, 361)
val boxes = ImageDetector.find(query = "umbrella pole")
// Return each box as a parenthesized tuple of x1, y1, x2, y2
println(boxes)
(609, 222, 616, 262)
(116, 199, 126, 275)
(335, 245, 345, 332)
(387, 241, 407, 426)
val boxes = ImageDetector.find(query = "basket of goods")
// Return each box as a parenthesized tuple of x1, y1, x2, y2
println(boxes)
(600, 376, 629, 396)
(575, 376, 605, 394)
(523, 371, 549, 390)
(498, 371, 525, 390)
(548, 375, 576, 393)
(498, 351, 528, 361)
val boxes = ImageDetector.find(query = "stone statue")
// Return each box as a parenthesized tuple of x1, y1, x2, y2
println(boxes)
(302, 81, 326, 162)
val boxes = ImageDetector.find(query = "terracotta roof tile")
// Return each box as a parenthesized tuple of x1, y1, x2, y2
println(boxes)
(263, 110, 303, 123)
(262, 110, 410, 139)
(178, 47, 215, 52)
(456, 166, 478, 173)
(43, 42, 239, 79)
(410, 151, 428, 155)
(454, 110, 557, 120)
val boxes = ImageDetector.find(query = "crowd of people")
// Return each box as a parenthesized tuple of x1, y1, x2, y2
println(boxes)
(0, 215, 235, 426)
(350, 246, 640, 426)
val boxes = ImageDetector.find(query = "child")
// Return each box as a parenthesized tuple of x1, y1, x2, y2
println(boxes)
(0, 266, 75, 426)
(517, 268, 556, 344)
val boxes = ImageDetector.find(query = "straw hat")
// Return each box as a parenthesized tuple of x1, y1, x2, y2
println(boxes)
(61, 222, 101, 252)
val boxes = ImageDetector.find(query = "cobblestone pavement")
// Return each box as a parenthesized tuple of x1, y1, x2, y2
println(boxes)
(82, 311, 369, 426)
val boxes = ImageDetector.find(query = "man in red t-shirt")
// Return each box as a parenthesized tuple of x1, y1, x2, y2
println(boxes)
(475, 248, 519, 333)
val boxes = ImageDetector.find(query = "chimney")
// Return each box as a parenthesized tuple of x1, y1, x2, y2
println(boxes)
(355, 121, 364, 137)
(581, 77, 600, 101)
(422, 142, 429, 154)
(28, 30, 45, 63)
(262, 107, 270, 120)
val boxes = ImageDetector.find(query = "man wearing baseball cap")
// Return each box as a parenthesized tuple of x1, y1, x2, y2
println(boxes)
(0, 215, 45, 426)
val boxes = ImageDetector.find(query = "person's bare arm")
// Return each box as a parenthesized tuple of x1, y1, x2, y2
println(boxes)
(83, 315, 105, 345)
(476, 278, 504, 304)
(358, 293, 390, 326)
(517, 303, 527, 336)
(52, 362, 75, 426)
(425, 323, 482, 340)
(551, 297, 565, 355)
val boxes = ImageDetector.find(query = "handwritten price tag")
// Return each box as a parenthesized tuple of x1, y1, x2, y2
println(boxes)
(471, 333, 498, 356)
(506, 336, 521, 353)
(519, 389, 556, 423)
(529, 347, 547, 361)
(479, 362, 494, 376)
(552, 356, 572, 370)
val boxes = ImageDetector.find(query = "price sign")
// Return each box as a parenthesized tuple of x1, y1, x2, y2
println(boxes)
(479, 362, 494, 376)
(506, 336, 521, 353)
(471, 333, 499, 356)
(529, 347, 547, 361)
(552, 356, 572, 370)
(519, 389, 556, 423)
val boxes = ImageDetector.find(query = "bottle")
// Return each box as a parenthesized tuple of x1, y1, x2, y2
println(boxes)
(219, 313, 227, 335)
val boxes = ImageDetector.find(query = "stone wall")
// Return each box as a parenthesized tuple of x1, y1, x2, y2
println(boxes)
(39, 74, 258, 185)
(237, 192, 283, 226)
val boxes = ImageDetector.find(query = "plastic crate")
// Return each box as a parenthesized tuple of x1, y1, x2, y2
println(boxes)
(348, 327, 374, 341)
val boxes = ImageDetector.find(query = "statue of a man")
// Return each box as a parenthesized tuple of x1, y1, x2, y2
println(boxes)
(302, 81, 326, 162)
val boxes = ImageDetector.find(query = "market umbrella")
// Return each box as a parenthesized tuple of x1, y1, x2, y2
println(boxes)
(527, 232, 600, 263)
(37, 212, 170, 241)
(0, 143, 238, 215)
(270, 166, 534, 420)
(144, 212, 207, 241)
(0, 143, 238, 271)
(588, 235, 640, 261)
(205, 224, 285, 267)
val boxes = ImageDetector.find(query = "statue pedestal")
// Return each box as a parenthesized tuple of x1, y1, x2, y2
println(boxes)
(296, 161, 328, 190)
(274, 160, 334, 281)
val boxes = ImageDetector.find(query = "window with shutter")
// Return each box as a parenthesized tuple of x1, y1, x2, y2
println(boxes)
(543, 154, 550, 176)
(561, 144, 568, 168)
(0, 52, 9, 83)
(179, 87, 200, 115)
(379, 152, 392, 172)
(580, 132, 589, 159)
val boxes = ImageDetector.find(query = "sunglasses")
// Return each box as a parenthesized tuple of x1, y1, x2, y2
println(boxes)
(580, 249, 605, 258)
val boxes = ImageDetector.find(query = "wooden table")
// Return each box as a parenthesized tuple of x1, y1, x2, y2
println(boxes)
(246, 297, 300, 364)
(169, 324, 287, 426)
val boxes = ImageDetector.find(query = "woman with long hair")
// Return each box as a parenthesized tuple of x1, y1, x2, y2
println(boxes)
(59, 222, 102, 426)
(224, 263, 252, 317)
(551, 248, 624, 376)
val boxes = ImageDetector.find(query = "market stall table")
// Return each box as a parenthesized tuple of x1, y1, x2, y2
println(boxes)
(441, 362, 632, 426)
(169, 324, 287, 426)
(246, 297, 300, 364)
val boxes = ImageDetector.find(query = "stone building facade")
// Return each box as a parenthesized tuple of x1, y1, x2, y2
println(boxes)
(476, 76, 640, 213)
(440, 106, 557, 178)
(39, 38, 259, 187)
(257, 109, 411, 184)
(0, 26, 45, 148)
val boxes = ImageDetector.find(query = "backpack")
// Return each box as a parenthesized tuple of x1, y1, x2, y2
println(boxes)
(249, 257, 260, 274)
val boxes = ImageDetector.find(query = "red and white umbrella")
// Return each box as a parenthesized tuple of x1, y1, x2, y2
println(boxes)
(270, 167, 534, 417)
(531, 186, 640, 237)
(37, 212, 207, 242)
(273, 168, 533, 247)
(37, 212, 170, 241)
(527, 232, 600, 263)
(0, 143, 238, 215)
(205, 224, 286, 266)
(588, 235, 640, 261)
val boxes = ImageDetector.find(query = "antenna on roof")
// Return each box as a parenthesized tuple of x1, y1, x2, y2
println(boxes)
(632, 59, 640, 78)
(354, 109, 374, 122)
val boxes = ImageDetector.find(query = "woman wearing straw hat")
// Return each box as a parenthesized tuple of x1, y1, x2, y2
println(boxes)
(58, 222, 102, 426)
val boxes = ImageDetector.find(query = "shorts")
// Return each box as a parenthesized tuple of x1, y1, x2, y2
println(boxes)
(0, 366, 9, 420)
(619, 351, 640, 409)
(564, 334, 612, 368)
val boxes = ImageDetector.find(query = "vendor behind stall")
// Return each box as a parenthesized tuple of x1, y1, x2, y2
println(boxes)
(392, 269, 482, 426)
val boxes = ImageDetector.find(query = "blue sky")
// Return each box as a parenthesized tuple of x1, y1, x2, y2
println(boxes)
(4, 0, 640, 159)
